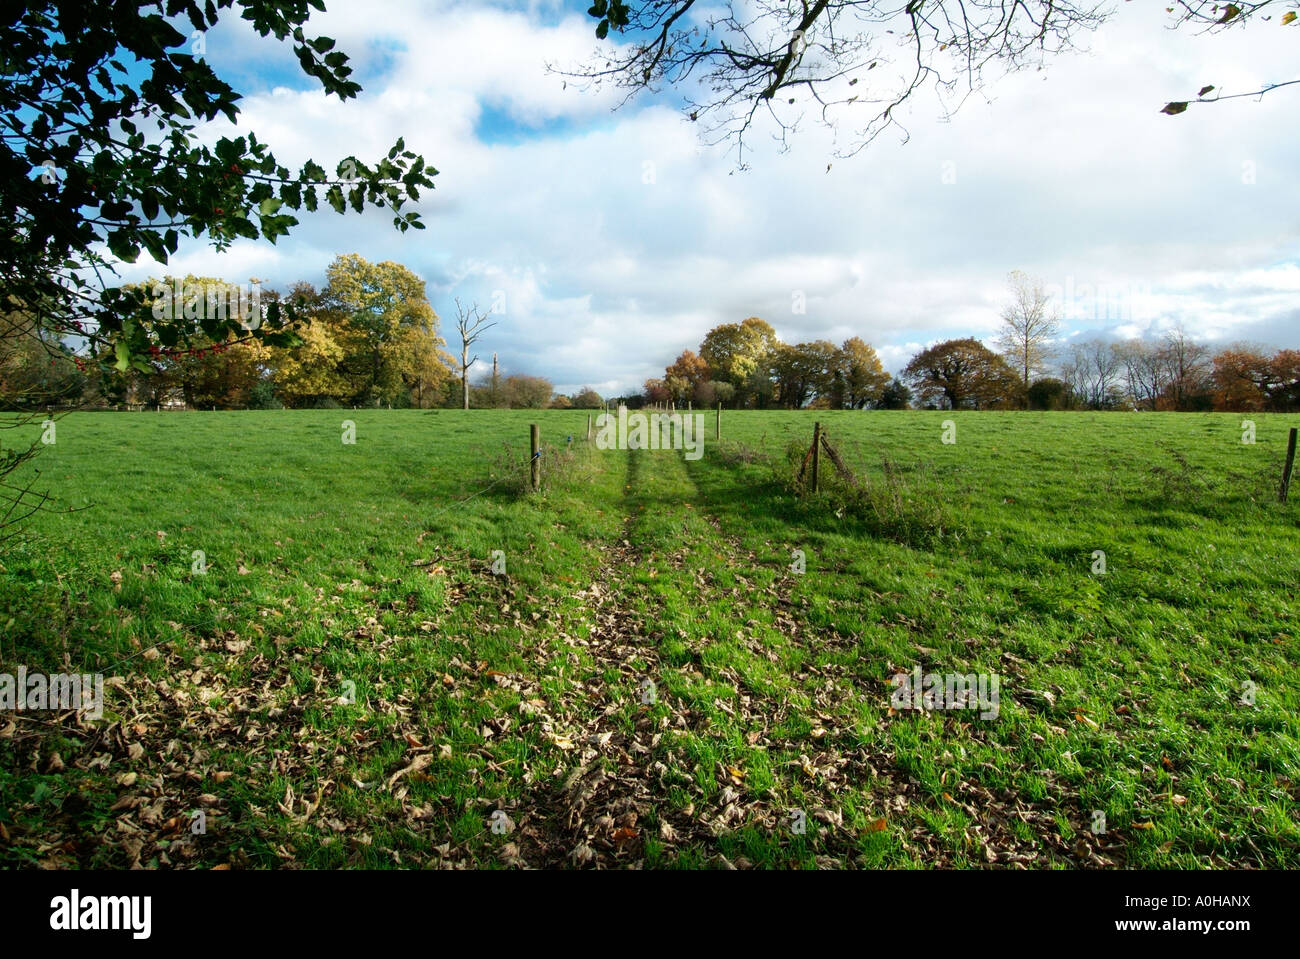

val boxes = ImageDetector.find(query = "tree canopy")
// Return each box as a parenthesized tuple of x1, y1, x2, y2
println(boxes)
(2, 0, 435, 372)
(904, 337, 1022, 410)
(653, 320, 893, 410)
(322, 255, 446, 407)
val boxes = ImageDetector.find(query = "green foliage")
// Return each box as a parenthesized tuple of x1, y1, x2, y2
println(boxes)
(687, 323, 890, 411)
(587, 0, 632, 40)
(570, 387, 605, 409)
(877, 377, 911, 410)
(247, 379, 281, 410)
(698, 317, 778, 406)
(321, 255, 450, 408)
(1027, 377, 1071, 411)
(770, 340, 838, 409)
(838, 337, 890, 409)
(2, 1, 436, 369)
(0, 317, 85, 410)
(904, 338, 1023, 410)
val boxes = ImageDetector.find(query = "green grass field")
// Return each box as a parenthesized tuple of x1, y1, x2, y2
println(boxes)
(1, 409, 1297, 868)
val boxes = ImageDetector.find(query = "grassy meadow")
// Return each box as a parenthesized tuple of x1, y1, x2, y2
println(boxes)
(0, 408, 1297, 868)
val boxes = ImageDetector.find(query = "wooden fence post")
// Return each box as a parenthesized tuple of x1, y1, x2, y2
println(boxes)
(1281, 427, 1298, 504)
(716, 403, 721, 441)
(587, 414, 593, 441)
(811, 421, 822, 493)
(530, 424, 540, 492)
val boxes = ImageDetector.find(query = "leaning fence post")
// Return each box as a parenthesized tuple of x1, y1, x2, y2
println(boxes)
(587, 414, 593, 442)
(530, 423, 540, 492)
(716, 403, 722, 441)
(811, 421, 822, 493)
(1281, 427, 1298, 504)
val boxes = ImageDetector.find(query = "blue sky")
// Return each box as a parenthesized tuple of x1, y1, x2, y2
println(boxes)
(110, 0, 1300, 396)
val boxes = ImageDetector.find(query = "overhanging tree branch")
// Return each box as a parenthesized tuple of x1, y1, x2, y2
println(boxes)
(560, 0, 1292, 164)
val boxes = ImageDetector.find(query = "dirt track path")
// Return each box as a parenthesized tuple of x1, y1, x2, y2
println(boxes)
(506, 439, 1119, 868)
(509, 445, 889, 867)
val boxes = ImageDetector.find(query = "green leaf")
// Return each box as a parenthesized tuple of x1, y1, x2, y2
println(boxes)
(1160, 101, 1189, 116)
(106, 230, 139, 262)
(140, 231, 167, 262)
(258, 197, 282, 216)
(229, 216, 259, 239)
(114, 340, 131, 372)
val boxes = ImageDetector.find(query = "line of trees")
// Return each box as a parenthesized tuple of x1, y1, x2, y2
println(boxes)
(636, 317, 909, 411)
(106, 254, 456, 410)
(467, 375, 604, 410)
(1, 254, 607, 412)
(1056, 335, 1300, 412)
(633, 272, 1299, 413)
(642, 321, 1298, 414)
(10, 256, 1294, 415)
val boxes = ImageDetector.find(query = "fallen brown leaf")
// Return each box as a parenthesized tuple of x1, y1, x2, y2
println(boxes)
(385, 753, 433, 789)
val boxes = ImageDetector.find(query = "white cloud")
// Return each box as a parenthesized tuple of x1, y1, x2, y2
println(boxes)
(113, 0, 1300, 393)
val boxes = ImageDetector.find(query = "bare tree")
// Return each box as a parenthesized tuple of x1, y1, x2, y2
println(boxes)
(1061, 338, 1122, 409)
(1112, 329, 1212, 411)
(996, 271, 1061, 394)
(1115, 339, 1169, 411)
(1159, 325, 1212, 410)
(453, 299, 496, 411)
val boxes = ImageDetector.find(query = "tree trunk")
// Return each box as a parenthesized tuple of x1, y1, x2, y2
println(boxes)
(461, 344, 470, 410)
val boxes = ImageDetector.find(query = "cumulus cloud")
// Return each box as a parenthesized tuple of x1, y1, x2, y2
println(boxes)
(112, 0, 1300, 393)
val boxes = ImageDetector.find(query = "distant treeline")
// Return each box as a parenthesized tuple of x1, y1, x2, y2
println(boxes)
(1, 255, 600, 412)
(5, 261, 1296, 414)
(624, 316, 1299, 413)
